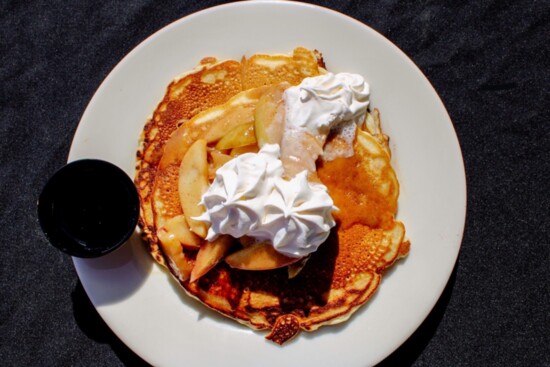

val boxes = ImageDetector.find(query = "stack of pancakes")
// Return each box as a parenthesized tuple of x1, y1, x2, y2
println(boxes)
(135, 47, 409, 344)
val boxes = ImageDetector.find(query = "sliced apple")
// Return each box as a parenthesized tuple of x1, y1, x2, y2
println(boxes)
(179, 139, 209, 238)
(203, 104, 256, 144)
(225, 242, 300, 271)
(156, 232, 194, 282)
(158, 215, 201, 249)
(254, 83, 288, 147)
(287, 256, 310, 279)
(210, 151, 233, 169)
(230, 144, 258, 157)
(208, 150, 233, 180)
(201, 85, 274, 144)
(190, 235, 233, 282)
(214, 122, 256, 150)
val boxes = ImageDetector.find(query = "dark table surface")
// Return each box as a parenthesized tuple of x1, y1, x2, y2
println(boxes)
(1, 1, 548, 366)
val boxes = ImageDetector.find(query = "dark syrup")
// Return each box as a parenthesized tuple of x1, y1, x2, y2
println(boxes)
(39, 160, 139, 257)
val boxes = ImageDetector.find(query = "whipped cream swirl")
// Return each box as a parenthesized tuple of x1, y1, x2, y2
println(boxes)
(281, 73, 370, 174)
(284, 72, 370, 137)
(196, 144, 336, 258)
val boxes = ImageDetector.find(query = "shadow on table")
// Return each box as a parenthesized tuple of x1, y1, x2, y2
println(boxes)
(72, 281, 151, 366)
(377, 263, 459, 366)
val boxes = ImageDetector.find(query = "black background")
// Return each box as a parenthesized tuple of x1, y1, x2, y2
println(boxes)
(1, 1, 548, 366)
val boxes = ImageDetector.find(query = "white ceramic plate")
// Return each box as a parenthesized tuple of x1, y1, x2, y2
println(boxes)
(70, 2, 466, 366)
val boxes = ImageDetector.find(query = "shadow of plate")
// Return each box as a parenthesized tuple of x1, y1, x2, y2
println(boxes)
(71, 280, 152, 366)
(73, 231, 153, 306)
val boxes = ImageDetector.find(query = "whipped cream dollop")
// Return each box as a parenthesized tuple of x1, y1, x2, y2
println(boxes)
(281, 72, 370, 174)
(284, 72, 370, 137)
(195, 144, 336, 258)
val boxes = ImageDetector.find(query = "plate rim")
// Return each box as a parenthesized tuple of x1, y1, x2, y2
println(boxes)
(70, 1, 466, 366)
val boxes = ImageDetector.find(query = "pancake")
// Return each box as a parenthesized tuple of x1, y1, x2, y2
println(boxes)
(135, 48, 409, 344)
